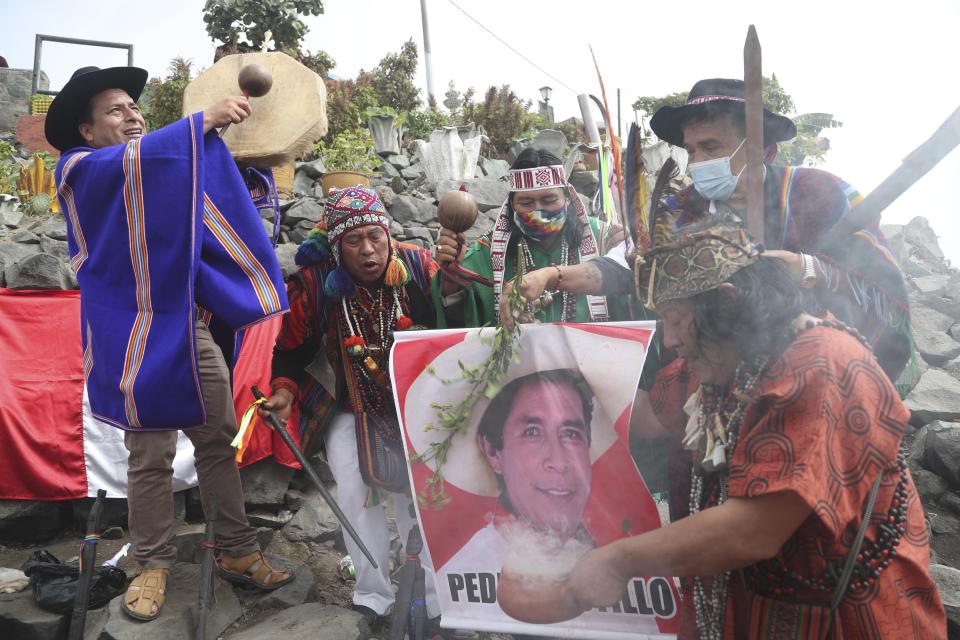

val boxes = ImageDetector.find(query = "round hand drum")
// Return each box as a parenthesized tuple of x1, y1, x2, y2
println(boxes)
(182, 51, 327, 168)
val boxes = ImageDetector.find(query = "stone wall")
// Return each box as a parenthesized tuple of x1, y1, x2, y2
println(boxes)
(0, 68, 49, 133)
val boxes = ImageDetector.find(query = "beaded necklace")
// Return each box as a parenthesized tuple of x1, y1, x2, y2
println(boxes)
(519, 236, 577, 322)
(689, 317, 909, 638)
(339, 284, 411, 392)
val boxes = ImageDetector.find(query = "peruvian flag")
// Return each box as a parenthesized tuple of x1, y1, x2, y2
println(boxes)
(0, 288, 298, 500)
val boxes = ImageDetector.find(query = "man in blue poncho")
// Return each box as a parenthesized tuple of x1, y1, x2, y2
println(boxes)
(46, 65, 292, 621)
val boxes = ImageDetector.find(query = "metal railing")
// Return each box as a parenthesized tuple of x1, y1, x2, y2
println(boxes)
(32, 34, 135, 95)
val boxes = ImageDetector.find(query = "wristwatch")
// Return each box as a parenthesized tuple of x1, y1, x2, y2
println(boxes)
(800, 253, 817, 289)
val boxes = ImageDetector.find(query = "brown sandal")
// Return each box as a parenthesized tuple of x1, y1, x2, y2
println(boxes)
(216, 550, 293, 591)
(121, 567, 169, 621)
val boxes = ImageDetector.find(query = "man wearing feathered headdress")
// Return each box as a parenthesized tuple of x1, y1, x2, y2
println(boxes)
(557, 216, 945, 638)
(260, 185, 440, 628)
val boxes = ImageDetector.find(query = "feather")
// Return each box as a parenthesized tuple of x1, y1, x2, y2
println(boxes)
(649, 157, 680, 248)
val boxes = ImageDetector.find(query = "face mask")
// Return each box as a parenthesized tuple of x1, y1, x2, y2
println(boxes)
(688, 138, 745, 202)
(513, 204, 568, 242)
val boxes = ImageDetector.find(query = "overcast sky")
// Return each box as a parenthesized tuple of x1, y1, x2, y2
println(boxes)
(7, 0, 960, 263)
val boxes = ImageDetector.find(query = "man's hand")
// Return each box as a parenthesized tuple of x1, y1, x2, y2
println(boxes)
(763, 249, 805, 281)
(604, 223, 626, 252)
(499, 267, 557, 327)
(258, 388, 294, 422)
(435, 228, 467, 266)
(562, 543, 631, 613)
(203, 96, 252, 134)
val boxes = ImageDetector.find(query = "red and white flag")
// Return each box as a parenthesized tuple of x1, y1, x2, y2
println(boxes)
(0, 288, 297, 500)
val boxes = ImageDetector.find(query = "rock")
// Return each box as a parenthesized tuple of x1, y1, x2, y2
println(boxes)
(0, 196, 22, 228)
(0, 500, 63, 542)
(925, 421, 960, 487)
(479, 157, 510, 180)
(909, 425, 930, 472)
(39, 236, 69, 260)
(386, 154, 410, 169)
(921, 292, 960, 322)
(262, 218, 275, 238)
(946, 357, 960, 381)
(902, 216, 945, 260)
(284, 489, 308, 512)
(914, 468, 949, 503)
(436, 177, 508, 213)
(375, 185, 397, 209)
(297, 158, 326, 179)
(531, 129, 569, 158)
(402, 224, 433, 245)
(235, 557, 316, 614)
(282, 492, 340, 543)
(904, 369, 960, 424)
(913, 275, 951, 296)
(901, 256, 933, 278)
(0, 241, 41, 285)
(380, 162, 401, 179)
(569, 170, 600, 198)
(929, 564, 960, 638)
(915, 329, 960, 366)
(283, 198, 324, 225)
(388, 195, 437, 226)
(930, 514, 960, 573)
(0, 589, 67, 640)
(240, 458, 296, 510)
(227, 603, 371, 640)
(401, 165, 425, 180)
(247, 510, 293, 529)
(940, 491, 960, 518)
(289, 220, 316, 245)
(390, 176, 406, 194)
(293, 170, 316, 196)
(274, 243, 299, 280)
(912, 305, 956, 334)
(37, 216, 67, 241)
(951, 324, 960, 342)
(173, 524, 206, 563)
(4, 253, 66, 289)
(389, 220, 403, 237)
(99, 562, 241, 640)
(11, 229, 40, 244)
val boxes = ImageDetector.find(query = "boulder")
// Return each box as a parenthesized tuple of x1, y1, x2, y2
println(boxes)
(569, 170, 600, 198)
(240, 458, 296, 511)
(388, 195, 437, 226)
(479, 157, 510, 180)
(913, 275, 951, 296)
(11, 229, 39, 244)
(0, 196, 22, 228)
(921, 292, 960, 321)
(0, 501, 63, 542)
(380, 162, 401, 179)
(235, 556, 316, 614)
(385, 154, 411, 169)
(951, 323, 960, 342)
(39, 236, 68, 260)
(929, 564, 960, 638)
(36, 216, 66, 241)
(904, 369, 960, 424)
(946, 357, 960, 381)
(376, 185, 397, 209)
(531, 129, 569, 158)
(908, 424, 930, 472)
(289, 220, 316, 245)
(4, 253, 66, 289)
(914, 329, 960, 366)
(274, 243, 299, 280)
(401, 224, 434, 245)
(912, 305, 956, 334)
(292, 170, 316, 197)
(925, 421, 960, 488)
(282, 492, 341, 543)
(99, 562, 241, 640)
(283, 198, 324, 225)
(247, 509, 293, 529)
(297, 158, 326, 179)
(901, 216, 945, 259)
(436, 177, 508, 213)
(0, 589, 66, 640)
(939, 491, 960, 518)
(913, 468, 949, 503)
(226, 603, 371, 640)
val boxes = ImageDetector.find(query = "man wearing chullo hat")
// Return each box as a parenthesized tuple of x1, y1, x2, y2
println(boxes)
(261, 185, 440, 627)
(46, 65, 292, 621)
(506, 78, 913, 391)
(557, 214, 945, 637)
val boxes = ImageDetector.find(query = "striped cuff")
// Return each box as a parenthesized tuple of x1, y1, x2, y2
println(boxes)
(270, 377, 300, 398)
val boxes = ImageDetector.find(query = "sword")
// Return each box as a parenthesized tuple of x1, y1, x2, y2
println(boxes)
(67, 489, 106, 640)
(250, 386, 379, 569)
(743, 25, 765, 242)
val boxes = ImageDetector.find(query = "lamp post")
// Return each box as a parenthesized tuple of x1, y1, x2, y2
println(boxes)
(538, 85, 554, 124)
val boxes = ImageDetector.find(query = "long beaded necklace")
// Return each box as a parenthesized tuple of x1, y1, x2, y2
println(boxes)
(688, 355, 771, 640)
(339, 284, 410, 391)
(519, 236, 576, 321)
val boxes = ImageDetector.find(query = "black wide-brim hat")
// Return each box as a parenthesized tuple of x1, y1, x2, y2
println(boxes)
(649, 78, 796, 147)
(44, 66, 148, 152)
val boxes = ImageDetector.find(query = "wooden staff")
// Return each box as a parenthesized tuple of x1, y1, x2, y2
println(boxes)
(744, 25, 765, 242)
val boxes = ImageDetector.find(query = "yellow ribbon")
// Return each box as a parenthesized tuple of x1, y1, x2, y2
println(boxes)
(231, 397, 266, 463)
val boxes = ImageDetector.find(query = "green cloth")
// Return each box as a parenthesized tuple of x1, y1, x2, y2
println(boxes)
(432, 216, 634, 328)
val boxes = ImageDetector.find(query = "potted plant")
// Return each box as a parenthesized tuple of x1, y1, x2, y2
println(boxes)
(367, 106, 406, 156)
(316, 129, 383, 196)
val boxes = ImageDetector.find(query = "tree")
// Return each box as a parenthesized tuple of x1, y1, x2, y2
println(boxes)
(323, 77, 379, 141)
(368, 39, 421, 114)
(461, 85, 541, 158)
(202, 0, 324, 53)
(141, 58, 193, 132)
(631, 75, 840, 165)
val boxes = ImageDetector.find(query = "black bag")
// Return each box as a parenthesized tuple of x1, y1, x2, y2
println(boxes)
(21, 550, 127, 614)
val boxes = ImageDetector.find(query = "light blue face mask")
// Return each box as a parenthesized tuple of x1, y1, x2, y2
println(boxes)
(688, 138, 745, 202)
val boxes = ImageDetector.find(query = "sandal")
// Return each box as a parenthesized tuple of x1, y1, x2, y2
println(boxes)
(121, 567, 169, 621)
(216, 550, 294, 591)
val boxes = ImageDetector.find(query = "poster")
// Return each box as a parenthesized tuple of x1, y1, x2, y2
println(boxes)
(391, 322, 679, 639)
